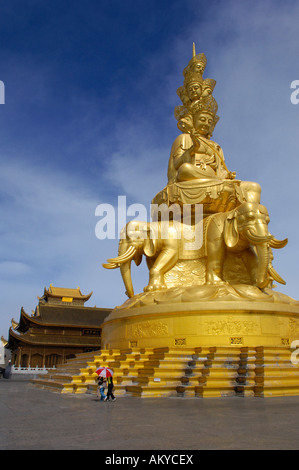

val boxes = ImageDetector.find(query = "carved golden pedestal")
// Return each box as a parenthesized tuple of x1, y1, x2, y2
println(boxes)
(101, 285, 299, 350)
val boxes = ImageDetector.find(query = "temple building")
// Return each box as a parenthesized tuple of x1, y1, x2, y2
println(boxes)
(5, 285, 111, 368)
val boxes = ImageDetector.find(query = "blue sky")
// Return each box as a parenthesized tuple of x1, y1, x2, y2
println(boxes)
(1, 0, 299, 337)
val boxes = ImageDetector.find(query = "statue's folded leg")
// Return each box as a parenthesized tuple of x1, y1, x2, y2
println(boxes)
(176, 163, 215, 182)
(240, 181, 261, 204)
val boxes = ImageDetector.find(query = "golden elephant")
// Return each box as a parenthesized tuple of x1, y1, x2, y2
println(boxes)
(103, 219, 203, 297)
(205, 202, 287, 288)
(103, 202, 287, 297)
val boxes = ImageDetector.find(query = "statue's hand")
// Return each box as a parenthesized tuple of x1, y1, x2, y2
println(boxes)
(190, 133, 201, 152)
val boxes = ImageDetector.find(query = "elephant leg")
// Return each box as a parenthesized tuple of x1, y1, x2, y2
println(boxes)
(144, 248, 179, 292)
(146, 256, 156, 271)
(241, 247, 258, 284)
(206, 238, 226, 285)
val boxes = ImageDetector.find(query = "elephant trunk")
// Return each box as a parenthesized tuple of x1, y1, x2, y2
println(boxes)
(243, 225, 270, 288)
(120, 260, 134, 298)
(103, 242, 137, 298)
(255, 243, 270, 288)
(116, 241, 136, 298)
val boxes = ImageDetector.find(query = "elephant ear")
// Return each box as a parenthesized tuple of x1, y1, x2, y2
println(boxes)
(134, 246, 143, 266)
(224, 210, 239, 248)
(143, 225, 158, 257)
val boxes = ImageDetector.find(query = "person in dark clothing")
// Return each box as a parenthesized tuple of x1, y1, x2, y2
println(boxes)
(96, 376, 106, 400)
(104, 376, 116, 401)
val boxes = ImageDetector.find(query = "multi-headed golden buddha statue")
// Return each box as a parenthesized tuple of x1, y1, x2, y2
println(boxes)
(104, 44, 287, 301)
(101, 44, 299, 355)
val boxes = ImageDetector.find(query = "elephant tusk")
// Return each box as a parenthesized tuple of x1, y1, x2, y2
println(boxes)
(244, 229, 271, 245)
(268, 266, 286, 285)
(258, 278, 270, 289)
(107, 246, 137, 264)
(102, 262, 119, 269)
(269, 236, 288, 249)
(116, 245, 137, 259)
(116, 245, 136, 259)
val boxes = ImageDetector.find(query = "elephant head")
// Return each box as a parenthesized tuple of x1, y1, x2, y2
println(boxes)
(103, 220, 181, 298)
(103, 221, 164, 298)
(223, 202, 287, 288)
(103, 221, 147, 298)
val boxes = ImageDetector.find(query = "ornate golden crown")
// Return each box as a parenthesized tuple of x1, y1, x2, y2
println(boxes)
(199, 95, 218, 115)
(202, 78, 216, 93)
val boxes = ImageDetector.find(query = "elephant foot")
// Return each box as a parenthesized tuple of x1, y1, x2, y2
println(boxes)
(206, 276, 227, 286)
(206, 282, 227, 286)
(144, 278, 167, 293)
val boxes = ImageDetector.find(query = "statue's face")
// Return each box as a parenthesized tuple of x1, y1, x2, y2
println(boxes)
(187, 82, 202, 101)
(202, 85, 213, 97)
(192, 63, 205, 74)
(194, 112, 214, 135)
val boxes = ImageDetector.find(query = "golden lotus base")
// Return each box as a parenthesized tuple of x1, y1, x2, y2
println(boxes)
(101, 285, 299, 350)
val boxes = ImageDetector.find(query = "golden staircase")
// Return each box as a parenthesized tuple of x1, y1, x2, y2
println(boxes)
(32, 346, 299, 397)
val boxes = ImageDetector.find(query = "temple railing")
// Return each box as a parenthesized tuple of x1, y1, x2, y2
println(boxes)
(11, 365, 56, 375)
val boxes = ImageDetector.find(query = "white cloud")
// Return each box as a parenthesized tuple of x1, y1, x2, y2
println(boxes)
(0, 261, 31, 276)
(0, 157, 137, 334)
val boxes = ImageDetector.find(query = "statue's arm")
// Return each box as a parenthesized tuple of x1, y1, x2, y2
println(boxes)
(171, 134, 194, 170)
(214, 144, 236, 179)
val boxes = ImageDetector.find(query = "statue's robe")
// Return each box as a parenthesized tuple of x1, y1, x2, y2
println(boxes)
(153, 133, 245, 216)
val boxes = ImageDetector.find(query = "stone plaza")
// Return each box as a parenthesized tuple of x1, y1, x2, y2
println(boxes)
(1, 376, 299, 450)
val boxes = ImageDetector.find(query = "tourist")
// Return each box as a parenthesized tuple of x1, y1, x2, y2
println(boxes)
(104, 376, 116, 401)
(96, 376, 106, 401)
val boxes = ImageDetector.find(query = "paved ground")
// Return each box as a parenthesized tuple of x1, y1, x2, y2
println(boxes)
(1, 376, 299, 451)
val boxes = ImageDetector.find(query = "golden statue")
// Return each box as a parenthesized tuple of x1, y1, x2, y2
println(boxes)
(101, 44, 299, 351)
(104, 44, 286, 294)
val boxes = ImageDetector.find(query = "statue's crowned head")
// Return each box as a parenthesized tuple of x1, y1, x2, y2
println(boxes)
(202, 78, 216, 98)
(175, 43, 219, 138)
(193, 107, 220, 138)
(185, 78, 202, 102)
(183, 43, 207, 77)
